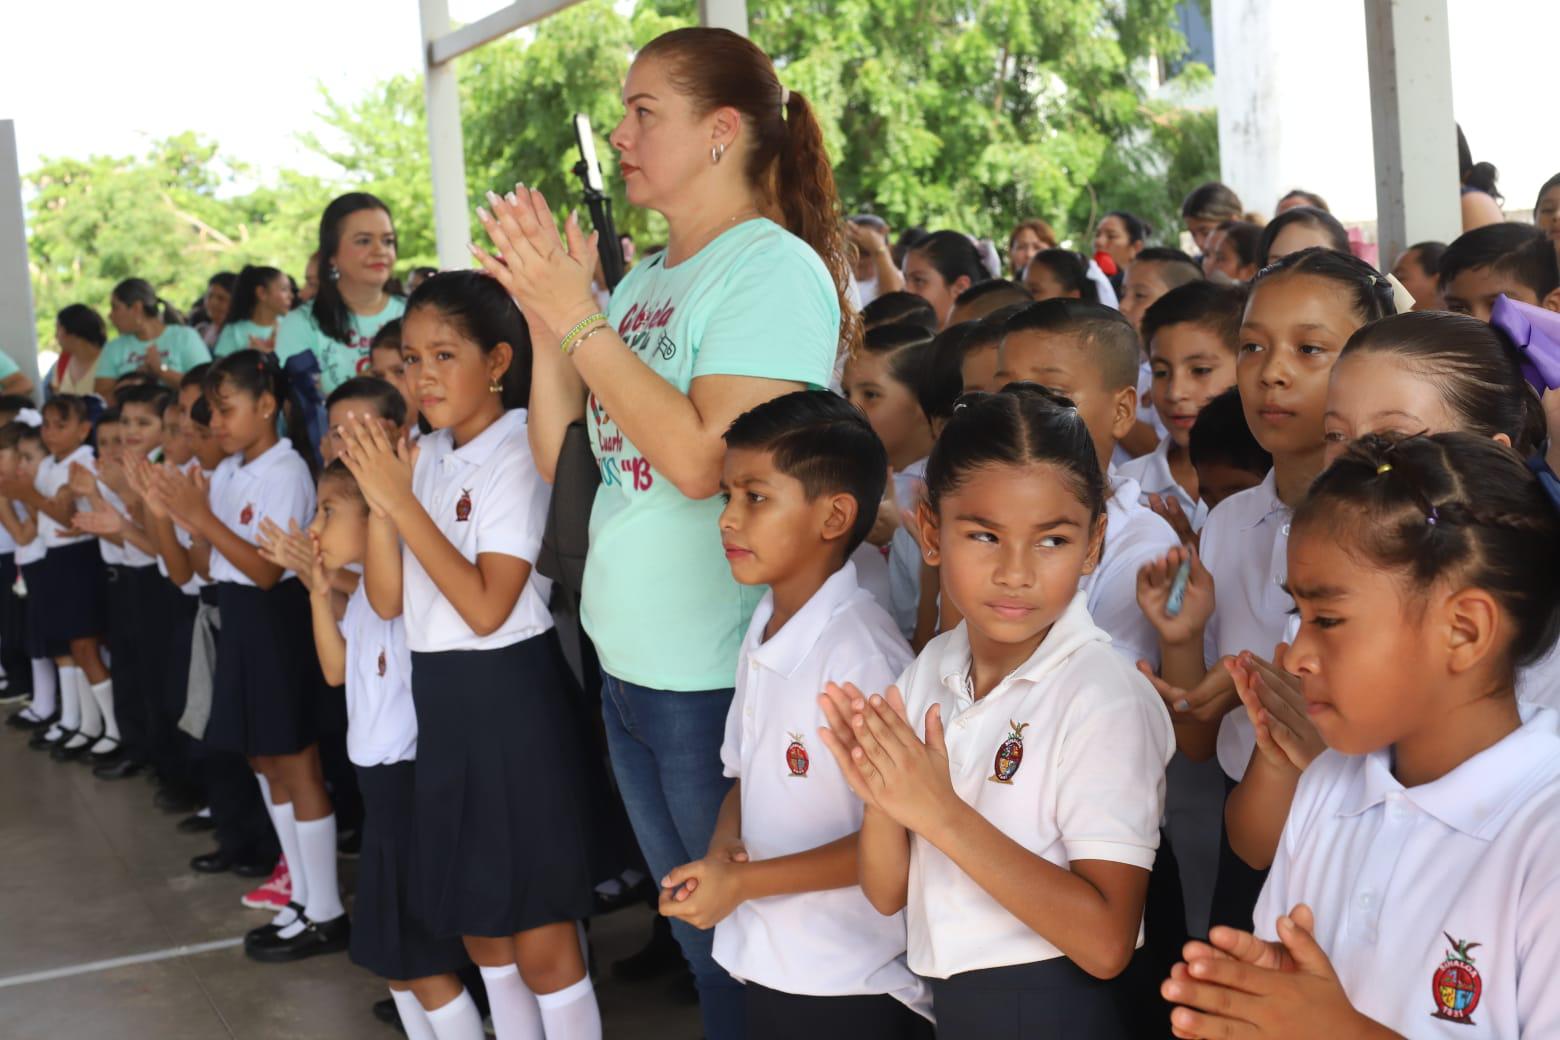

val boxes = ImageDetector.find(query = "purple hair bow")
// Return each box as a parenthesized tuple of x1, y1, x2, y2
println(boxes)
(1491, 293, 1560, 394)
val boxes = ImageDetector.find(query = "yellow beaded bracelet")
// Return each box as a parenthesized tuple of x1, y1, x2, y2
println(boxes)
(560, 312, 609, 356)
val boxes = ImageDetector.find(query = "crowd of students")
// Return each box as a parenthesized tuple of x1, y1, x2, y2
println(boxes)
(9, 23, 1560, 1040)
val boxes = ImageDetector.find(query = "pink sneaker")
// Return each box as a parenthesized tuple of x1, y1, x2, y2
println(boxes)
(242, 857, 291, 910)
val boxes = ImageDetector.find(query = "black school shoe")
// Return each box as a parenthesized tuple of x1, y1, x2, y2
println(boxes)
(245, 902, 304, 948)
(29, 725, 67, 750)
(51, 731, 101, 762)
(246, 912, 350, 963)
(6, 707, 52, 730)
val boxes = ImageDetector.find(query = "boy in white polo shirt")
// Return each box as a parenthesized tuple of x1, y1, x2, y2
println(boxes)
(660, 390, 931, 1039)
(1163, 434, 1560, 1038)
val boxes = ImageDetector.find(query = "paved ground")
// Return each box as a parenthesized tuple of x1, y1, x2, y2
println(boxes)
(0, 724, 701, 1039)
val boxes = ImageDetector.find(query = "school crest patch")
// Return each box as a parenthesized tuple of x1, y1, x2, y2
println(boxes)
(239, 503, 254, 525)
(785, 732, 809, 778)
(455, 489, 472, 522)
(989, 720, 1029, 784)
(1431, 933, 1483, 1024)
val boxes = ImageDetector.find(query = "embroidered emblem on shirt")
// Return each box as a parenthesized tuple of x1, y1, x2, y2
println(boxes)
(455, 489, 472, 522)
(1431, 934, 1483, 1024)
(239, 503, 254, 525)
(989, 720, 1030, 784)
(785, 732, 810, 778)
(376, 648, 387, 678)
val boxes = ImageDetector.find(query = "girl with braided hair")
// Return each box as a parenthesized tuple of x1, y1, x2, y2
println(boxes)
(1163, 432, 1560, 1038)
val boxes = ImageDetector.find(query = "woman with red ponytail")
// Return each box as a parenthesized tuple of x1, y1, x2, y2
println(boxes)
(474, 26, 851, 1040)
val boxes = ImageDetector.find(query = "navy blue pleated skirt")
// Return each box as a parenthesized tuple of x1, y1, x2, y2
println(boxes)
(206, 580, 322, 755)
(409, 631, 595, 938)
(351, 761, 469, 981)
(33, 541, 105, 649)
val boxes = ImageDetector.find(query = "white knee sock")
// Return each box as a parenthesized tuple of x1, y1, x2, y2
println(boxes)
(48, 664, 78, 739)
(264, 797, 307, 927)
(28, 659, 56, 718)
(294, 814, 344, 924)
(423, 988, 485, 1040)
(478, 964, 544, 1040)
(536, 975, 602, 1040)
(69, 668, 101, 746)
(390, 989, 440, 1040)
(89, 679, 119, 751)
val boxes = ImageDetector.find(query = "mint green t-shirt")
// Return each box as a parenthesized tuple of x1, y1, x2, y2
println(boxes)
(582, 218, 840, 691)
(97, 326, 211, 379)
(0, 352, 19, 381)
(275, 297, 406, 394)
(213, 319, 282, 358)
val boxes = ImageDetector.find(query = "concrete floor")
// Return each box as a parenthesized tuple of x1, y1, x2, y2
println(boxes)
(0, 726, 701, 1040)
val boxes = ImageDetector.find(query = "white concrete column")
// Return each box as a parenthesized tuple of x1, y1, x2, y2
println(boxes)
(1363, 0, 1461, 266)
(698, 0, 749, 36)
(420, 0, 472, 271)
(0, 122, 40, 399)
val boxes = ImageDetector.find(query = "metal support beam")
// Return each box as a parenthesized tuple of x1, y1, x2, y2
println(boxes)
(0, 122, 40, 400)
(420, 0, 474, 271)
(1363, 0, 1460, 268)
(699, 0, 750, 35)
(429, 0, 583, 65)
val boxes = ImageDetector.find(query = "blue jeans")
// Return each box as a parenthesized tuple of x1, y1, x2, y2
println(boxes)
(602, 674, 743, 1040)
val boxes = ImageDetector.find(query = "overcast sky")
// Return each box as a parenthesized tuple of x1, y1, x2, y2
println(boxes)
(2, 0, 499, 183)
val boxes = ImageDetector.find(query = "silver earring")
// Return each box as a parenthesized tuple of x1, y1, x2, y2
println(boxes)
(328, 265, 340, 281)
(711, 143, 725, 165)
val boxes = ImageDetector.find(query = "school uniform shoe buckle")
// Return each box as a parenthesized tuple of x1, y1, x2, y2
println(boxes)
(245, 912, 350, 963)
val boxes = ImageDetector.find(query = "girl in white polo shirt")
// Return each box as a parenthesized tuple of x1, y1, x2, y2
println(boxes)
(260, 460, 480, 1040)
(1164, 432, 1560, 1039)
(340, 270, 598, 1040)
(149, 350, 346, 963)
(820, 384, 1174, 1039)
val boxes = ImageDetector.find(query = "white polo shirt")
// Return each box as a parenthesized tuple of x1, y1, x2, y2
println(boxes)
(1197, 470, 1291, 780)
(34, 445, 95, 549)
(341, 585, 417, 767)
(159, 459, 212, 596)
(1080, 473, 1180, 670)
(402, 409, 553, 653)
(207, 440, 316, 587)
(1115, 436, 1209, 532)
(715, 562, 928, 1014)
(1254, 707, 1560, 1036)
(97, 483, 157, 568)
(899, 591, 1174, 979)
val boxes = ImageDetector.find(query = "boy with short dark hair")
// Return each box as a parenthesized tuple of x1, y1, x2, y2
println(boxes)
(1121, 281, 1247, 536)
(1439, 222, 1560, 322)
(661, 389, 931, 1039)
(994, 300, 1179, 666)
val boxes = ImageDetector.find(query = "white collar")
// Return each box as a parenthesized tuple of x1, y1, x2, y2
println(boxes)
(1338, 707, 1560, 839)
(431, 409, 526, 469)
(748, 562, 866, 679)
(234, 438, 295, 475)
(934, 591, 1107, 708)
(1236, 469, 1287, 532)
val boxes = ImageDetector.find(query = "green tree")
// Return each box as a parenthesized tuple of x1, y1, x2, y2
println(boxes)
(25, 132, 329, 348)
(633, 0, 1217, 246)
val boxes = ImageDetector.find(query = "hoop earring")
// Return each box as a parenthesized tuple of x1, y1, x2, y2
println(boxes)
(711, 143, 726, 165)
